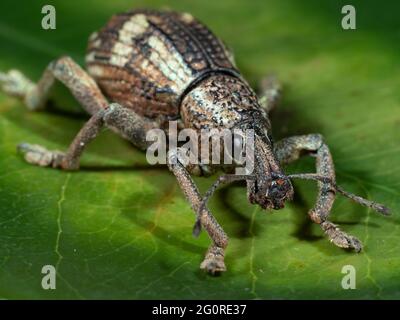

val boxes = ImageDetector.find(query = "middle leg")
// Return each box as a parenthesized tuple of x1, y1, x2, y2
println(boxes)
(19, 103, 160, 170)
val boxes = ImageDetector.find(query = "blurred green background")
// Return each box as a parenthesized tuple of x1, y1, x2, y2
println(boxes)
(0, 0, 399, 299)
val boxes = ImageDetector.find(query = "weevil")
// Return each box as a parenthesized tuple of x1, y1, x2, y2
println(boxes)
(0, 9, 390, 274)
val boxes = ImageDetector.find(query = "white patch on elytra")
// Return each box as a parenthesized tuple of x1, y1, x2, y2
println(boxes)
(181, 12, 194, 23)
(110, 55, 129, 67)
(89, 32, 98, 41)
(87, 65, 105, 77)
(112, 42, 132, 56)
(146, 35, 193, 89)
(118, 14, 149, 43)
(92, 39, 102, 48)
(85, 51, 96, 63)
(140, 60, 149, 70)
(108, 41, 133, 67)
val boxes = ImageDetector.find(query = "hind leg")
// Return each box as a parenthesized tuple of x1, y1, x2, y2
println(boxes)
(274, 134, 362, 252)
(0, 55, 107, 114)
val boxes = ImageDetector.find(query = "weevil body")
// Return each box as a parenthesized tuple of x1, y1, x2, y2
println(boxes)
(0, 9, 389, 274)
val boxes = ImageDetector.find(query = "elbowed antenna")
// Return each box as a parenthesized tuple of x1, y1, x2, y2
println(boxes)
(193, 174, 253, 237)
(287, 173, 391, 216)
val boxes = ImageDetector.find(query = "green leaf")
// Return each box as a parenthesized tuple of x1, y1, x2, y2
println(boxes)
(0, 0, 399, 299)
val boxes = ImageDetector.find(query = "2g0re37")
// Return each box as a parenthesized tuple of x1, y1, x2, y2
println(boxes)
(196, 304, 246, 315)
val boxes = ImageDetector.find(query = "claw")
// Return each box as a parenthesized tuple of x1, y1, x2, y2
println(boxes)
(0, 70, 34, 98)
(200, 257, 226, 275)
(321, 221, 363, 252)
(17, 142, 64, 167)
(200, 247, 226, 275)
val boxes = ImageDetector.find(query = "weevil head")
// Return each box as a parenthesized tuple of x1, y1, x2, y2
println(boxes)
(247, 131, 294, 210)
(249, 173, 294, 210)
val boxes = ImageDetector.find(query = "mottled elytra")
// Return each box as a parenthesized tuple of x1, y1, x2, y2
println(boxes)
(0, 9, 390, 275)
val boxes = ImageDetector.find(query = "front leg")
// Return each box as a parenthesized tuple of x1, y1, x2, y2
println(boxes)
(274, 134, 363, 252)
(167, 148, 228, 274)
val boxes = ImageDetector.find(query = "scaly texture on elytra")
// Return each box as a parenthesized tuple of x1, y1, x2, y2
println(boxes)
(86, 9, 240, 121)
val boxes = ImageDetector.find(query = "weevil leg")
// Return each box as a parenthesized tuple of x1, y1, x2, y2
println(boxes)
(18, 103, 159, 170)
(18, 109, 104, 169)
(258, 75, 282, 114)
(0, 56, 107, 114)
(274, 134, 363, 252)
(167, 148, 228, 274)
(0, 70, 35, 101)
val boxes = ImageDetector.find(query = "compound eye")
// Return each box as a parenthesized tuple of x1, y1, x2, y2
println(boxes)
(268, 179, 288, 200)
